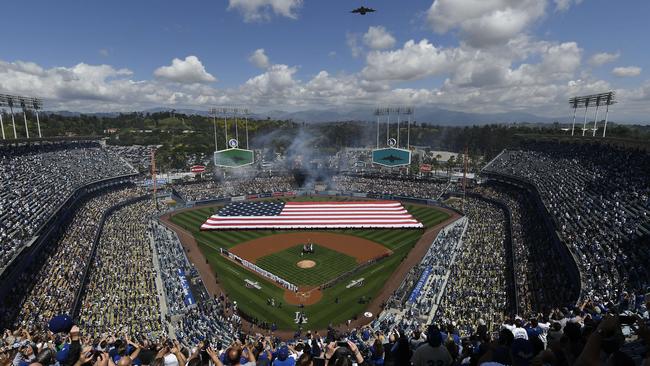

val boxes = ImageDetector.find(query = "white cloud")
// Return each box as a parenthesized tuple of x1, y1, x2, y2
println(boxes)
(554, 0, 583, 12)
(588, 52, 620, 66)
(98, 49, 109, 57)
(363, 26, 397, 50)
(228, 0, 302, 22)
(154, 56, 216, 84)
(362, 39, 454, 81)
(249, 49, 270, 69)
(426, 0, 546, 47)
(0, 33, 646, 121)
(346, 33, 363, 58)
(612, 66, 641, 77)
(242, 64, 299, 99)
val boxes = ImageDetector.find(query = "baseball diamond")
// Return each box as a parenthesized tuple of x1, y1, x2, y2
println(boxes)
(255, 244, 358, 287)
(166, 197, 452, 329)
(236, 237, 389, 286)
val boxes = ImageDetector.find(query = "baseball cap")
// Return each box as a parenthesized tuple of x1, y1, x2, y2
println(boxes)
(278, 346, 289, 361)
(56, 343, 71, 363)
(48, 315, 73, 334)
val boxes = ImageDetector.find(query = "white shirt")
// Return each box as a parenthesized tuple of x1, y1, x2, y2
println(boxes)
(164, 353, 179, 366)
(537, 322, 550, 345)
(502, 324, 528, 340)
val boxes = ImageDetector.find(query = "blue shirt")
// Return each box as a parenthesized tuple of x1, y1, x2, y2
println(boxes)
(273, 357, 296, 366)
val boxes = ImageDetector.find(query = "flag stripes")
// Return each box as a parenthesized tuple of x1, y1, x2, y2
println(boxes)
(200, 200, 423, 230)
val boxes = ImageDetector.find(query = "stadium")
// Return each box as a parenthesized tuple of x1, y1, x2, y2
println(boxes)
(1, 2, 650, 366)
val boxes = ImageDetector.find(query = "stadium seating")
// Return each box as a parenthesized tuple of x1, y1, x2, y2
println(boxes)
(378, 218, 467, 331)
(0, 141, 135, 271)
(175, 176, 297, 201)
(3, 187, 144, 329)
(0, 141, 648, 366)
(151, 222, 237, 345)
(331, 175, 449, 200)
(483, 142, 650, 303)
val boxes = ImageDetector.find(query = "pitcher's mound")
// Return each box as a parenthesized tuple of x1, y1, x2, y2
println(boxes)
(297, 260, 316, 269)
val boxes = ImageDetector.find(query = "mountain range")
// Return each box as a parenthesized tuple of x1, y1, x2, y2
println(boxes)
(46, 106, 567, 125)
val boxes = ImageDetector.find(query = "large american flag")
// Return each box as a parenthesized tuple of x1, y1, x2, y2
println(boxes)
(200, 200, 423, 230)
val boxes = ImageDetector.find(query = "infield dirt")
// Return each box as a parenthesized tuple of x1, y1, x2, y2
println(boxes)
(229, 232, 391, 264)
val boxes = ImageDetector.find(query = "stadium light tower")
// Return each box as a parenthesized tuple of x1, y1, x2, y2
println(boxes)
(20, 100, 29, 139)
(569, 92, 616, 138)
(7, 97, 17, 139)
(0, 94, 44, 139)
(591, 95, 601, 137)
(601, 92, 616, 137)
(33, 98, 43, 138)
(581, 98, 589, 136)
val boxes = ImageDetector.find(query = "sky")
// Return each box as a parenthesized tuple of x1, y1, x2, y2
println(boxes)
(1, 0, 649, 122)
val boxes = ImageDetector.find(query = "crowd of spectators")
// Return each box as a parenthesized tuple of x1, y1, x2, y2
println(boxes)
(2, 187, 145, 331)
(2, 297, 648, 366)
(151, 222, 193, 316)
(78, 200, 163, 338)
(175, 176, 297, 202)
(151, 222, 240, 345)
(437, 197, 509, 337)
(330, 175, 449, 200)
(484, 142, 650, 305)
(472, 184, 578, 317)
(0, 142, 135, 271)
(105, 145, 156, 172)
(381, 218, 467, 327)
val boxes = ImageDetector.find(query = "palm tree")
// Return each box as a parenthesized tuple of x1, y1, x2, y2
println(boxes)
(447, 155, 456, 177)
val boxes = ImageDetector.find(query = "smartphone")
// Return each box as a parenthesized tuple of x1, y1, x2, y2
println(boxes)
(336, 341, 349, 348)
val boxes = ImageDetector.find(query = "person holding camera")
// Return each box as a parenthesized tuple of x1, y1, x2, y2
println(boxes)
(155, 340, 186, 366)
(323, 340, 365, 366)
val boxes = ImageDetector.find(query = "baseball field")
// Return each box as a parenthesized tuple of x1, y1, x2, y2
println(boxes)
(256, 244, 359, 286)
(168, 197, 450, 330)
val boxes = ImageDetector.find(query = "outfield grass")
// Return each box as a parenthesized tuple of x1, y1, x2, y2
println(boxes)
(170, 198, 450, 330)
(256, 244, 358, 286)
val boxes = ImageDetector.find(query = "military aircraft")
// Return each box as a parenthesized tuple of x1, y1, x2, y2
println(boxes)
(351, 6, 375, 15)
(381, 155, 405, 163)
